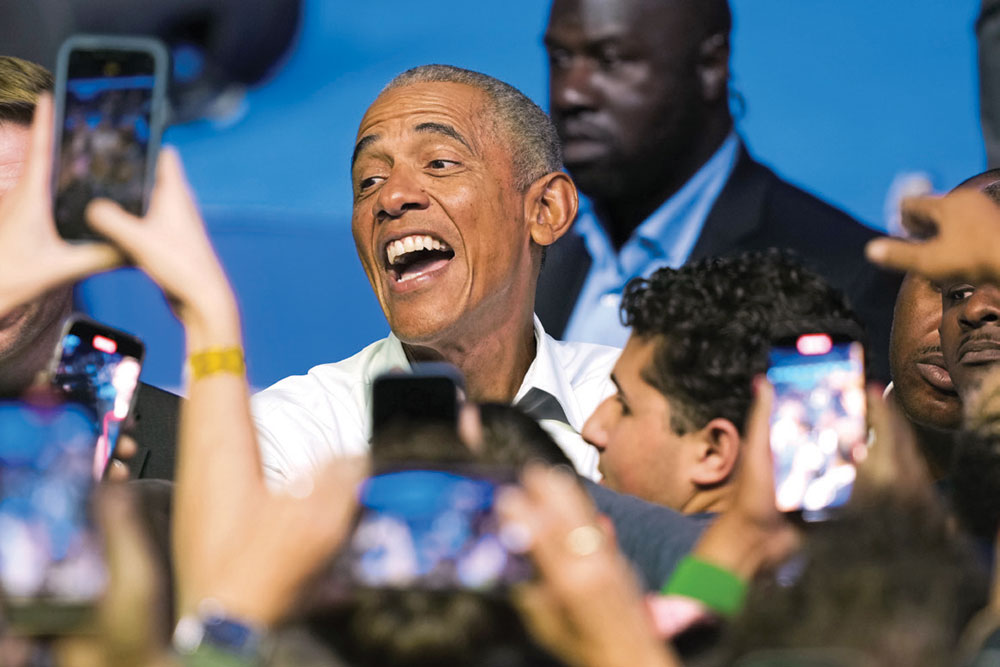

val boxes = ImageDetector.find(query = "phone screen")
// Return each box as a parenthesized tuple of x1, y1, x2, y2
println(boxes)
(51, 320, 144, 479)
(0, 402, 106, 616)
(767, 334, 867, 520)
(371, 365, 464, 443)
(54, 45, 159, 241)
(338, 467, 532, 591)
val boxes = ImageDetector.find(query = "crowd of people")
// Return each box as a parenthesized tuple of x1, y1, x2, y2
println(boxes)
(3, 0, 1000, 665)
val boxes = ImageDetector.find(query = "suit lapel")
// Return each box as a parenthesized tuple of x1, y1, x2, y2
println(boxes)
(535, 231, 592, 338)
(688, 146, 771, 263)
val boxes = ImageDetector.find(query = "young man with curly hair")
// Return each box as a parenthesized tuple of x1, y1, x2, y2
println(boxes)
(582, 249, 858, 513)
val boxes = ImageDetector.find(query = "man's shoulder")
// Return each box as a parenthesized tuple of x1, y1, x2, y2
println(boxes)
(129, 382, 181, 481)
(735, 152, 877, 246)
(251, 336, 392, 415)
(251, 336, 397, 483)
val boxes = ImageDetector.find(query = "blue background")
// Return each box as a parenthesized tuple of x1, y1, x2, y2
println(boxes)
(76, 0, 986, 391)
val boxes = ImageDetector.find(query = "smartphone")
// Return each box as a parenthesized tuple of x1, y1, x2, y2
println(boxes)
(0, 400, 106, 633)
(49, 316, 144, 479)
(766, 330, 867, 521)
(335, 464, 533, 592)
(371, 363, 465, 439)
(52, 34, 170, 241)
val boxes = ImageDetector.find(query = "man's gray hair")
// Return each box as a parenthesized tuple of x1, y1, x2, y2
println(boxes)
(384, 64, 562, 191)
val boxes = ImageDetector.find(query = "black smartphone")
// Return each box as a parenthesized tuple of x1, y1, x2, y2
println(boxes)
(0, 400, 106, 633)
(49, 316, 144, 479)
(371, 363, 465, 440)
(767, 329, 867, 521)
(52, 34, 170, 241)
(335, 463, 533, 592)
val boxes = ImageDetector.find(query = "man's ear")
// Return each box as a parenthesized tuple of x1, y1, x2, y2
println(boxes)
(696, 32, 729, 104)
(689, 417, 741, 487)
(526, 171, 578, 247)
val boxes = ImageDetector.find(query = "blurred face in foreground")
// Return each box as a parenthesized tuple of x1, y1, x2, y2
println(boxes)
(0, 121, 72, 393)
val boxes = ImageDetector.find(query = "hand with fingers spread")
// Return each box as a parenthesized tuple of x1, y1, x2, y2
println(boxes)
(866, 189, 1000, 284)
(498, 465, 680, 667)
(0, 95, 124, 317)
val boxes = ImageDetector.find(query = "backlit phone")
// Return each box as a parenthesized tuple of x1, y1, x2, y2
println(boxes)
(767, 330, 867, 521)
(0, 400, 106, 633)
(371, 363, 465, 441)
(335, 464, 533, 592)
(52, 34, 169, 241)
(49, 316, 144, 479)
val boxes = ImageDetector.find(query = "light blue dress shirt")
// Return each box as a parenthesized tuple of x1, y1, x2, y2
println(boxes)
(562, 132, 741, 349)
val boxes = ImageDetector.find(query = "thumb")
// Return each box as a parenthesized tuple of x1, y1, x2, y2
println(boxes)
(86, 198, 146, 257)
(739, 377, 775, 491)
(865, 237, 926, 275)
(23, 94, 54, 192)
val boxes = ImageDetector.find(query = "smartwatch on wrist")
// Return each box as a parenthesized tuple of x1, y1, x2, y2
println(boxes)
(173, 599, 266, 665)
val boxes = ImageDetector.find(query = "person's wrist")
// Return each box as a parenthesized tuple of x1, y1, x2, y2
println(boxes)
(693, 513, 773, 581)
(662, 555, 748, 618)
(173, 599, 268, 664)
(180, 288, 242, 350)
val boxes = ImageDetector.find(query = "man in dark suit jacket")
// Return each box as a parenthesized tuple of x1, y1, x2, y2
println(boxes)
(540, 0, 899, 379)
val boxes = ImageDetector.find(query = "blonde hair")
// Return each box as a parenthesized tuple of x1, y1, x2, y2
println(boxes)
(0, 56, 53, 125)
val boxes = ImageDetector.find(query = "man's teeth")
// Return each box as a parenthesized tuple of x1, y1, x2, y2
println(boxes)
(386, 234, 449, 266)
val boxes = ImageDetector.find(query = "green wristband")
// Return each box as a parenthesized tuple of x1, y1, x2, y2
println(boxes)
(662, 555, 748, 618)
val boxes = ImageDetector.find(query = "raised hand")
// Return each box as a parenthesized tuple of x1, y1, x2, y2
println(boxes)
(866, 189, 1000, 284)
(0, 95, 123, 317)
(498, 465, 679, 667)
(85, 148, 236, 344)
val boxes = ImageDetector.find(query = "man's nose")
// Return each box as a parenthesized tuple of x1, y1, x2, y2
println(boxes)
(962, 285, 1000, 328)
(374, 166, 430, 221)
(581, 396, 613, 452)
(551, 56, 597, 111)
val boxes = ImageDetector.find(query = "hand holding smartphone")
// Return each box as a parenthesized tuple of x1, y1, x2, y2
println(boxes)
(52, 34, 169, 242)
(767, 328, 868, 521)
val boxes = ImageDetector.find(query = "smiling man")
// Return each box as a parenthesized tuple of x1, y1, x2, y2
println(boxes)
(251, 66, 619, 483)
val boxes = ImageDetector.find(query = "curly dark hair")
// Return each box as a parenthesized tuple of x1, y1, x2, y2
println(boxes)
(620, 249, 859, 433)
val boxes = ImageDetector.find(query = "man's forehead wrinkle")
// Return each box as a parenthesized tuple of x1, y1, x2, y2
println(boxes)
(414, 122, 473, 152)
(355, 84, 492, 159)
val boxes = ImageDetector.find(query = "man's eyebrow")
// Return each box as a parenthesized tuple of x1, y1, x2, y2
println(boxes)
(415, 122, 472, 151)
(351, 133, 379, 168)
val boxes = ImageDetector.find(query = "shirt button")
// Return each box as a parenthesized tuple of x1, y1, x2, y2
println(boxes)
(601, 294, 619, 308)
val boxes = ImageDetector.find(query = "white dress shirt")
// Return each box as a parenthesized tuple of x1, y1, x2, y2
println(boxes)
(251, 316, 618, 485)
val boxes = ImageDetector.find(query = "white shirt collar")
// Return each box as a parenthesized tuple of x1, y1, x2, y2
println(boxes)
(371, 316, 584, 429)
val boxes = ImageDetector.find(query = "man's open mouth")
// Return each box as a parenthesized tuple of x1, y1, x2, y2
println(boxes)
(385, 234, 455, 283)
